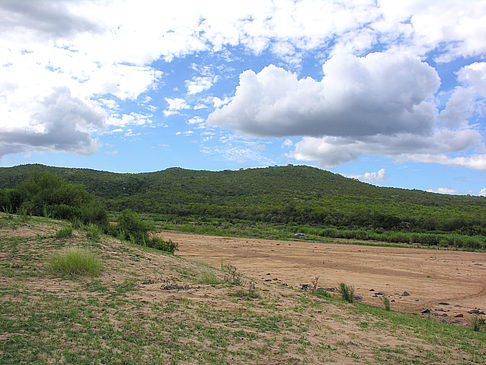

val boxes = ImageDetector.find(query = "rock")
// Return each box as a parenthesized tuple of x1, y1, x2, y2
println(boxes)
(438, 302, 450, 305)
(451, 320, 463, 324)
(435, 308, 446, 312)
(468, 309, 485, 315)
(300, 284, 310, 291)
(402, 291, 410, 296)
(421, 309, 431, 314)
(369, 289, 375, 291)
(454, 314, 464, 318)
(391, 299, 396, 303)
(376, 292, 385, 296)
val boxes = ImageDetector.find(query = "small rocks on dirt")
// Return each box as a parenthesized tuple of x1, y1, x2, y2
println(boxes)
(438, 302, 449, 305)
(421, 309, 431, 314)
(454, 314, 464, 318)
(402, 291, 410, 296)
(468, 309, 485, 315)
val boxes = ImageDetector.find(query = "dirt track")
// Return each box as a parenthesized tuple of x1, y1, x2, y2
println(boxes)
(160, 231, 486, 318)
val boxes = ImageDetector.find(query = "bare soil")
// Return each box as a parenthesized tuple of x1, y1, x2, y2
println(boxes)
(161, 232, 486, 319)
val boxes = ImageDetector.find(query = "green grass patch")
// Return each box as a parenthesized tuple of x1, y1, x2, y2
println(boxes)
(48, 247, 102, 277)
(55, 225, 73, 239)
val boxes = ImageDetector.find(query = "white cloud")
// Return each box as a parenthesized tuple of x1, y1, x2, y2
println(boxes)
(164, 97, 190, 116)
(427, 187, 460, 195)
(186, 76, 217, 95)
(378, 0, 486, 61)
(345, 168, 386, 182)
(440, 62, 486, 127)
(1, 0, 486, 161)
(107, 112, 152, 127)
(479, 188, 486, 197)
(187, 116, 204, 125)
(290, 128, 482, 169)
(208, 53, 440, 137)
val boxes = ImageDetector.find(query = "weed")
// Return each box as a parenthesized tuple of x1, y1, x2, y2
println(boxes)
(48, 247, 102, 277)
(339, 282, 355, 303)
(471, 315, 485, 332)
(55, 225, 73, 239)
(382, 296, 391, 311)
(311, 276, 319, 293)
(221, 262, 242, 285)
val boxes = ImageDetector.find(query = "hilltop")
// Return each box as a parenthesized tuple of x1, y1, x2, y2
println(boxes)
(1, 164, 485, 238)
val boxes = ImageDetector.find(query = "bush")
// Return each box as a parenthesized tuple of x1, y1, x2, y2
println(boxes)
(48, 248, 102, 277)
(339, 282, 355, 303)
(116, 209, 150, 243)
(147, 237, 178, 253)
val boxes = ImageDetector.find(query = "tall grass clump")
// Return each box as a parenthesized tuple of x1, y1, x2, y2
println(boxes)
(339, 282, 355, 303)
(55, 225, 73, 239)
(472, 316, 486, 332)
(49, 247, 102, 277)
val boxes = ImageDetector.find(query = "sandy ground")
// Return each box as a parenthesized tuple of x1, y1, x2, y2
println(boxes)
(160, 231, 486, 319)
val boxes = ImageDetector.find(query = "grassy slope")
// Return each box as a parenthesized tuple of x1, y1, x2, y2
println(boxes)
(1, 213, 485, 364)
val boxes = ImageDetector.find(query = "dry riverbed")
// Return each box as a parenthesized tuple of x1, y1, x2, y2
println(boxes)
(161, 231, 486, 321)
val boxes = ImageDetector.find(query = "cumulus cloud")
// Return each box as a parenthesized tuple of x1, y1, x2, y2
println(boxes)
(208, 53, 440, 137)
(291, 129, 482, 169)
(479, 188, 486, 197)
(0, 87, 103, 157)
(345, 168, 386, 182)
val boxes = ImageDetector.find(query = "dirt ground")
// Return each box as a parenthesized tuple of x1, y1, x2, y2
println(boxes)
(160, 231, 486, 319)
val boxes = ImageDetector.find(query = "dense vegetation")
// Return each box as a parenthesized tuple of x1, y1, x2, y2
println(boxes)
(0, 170, 176, 253)
(1, 164, 485, 248)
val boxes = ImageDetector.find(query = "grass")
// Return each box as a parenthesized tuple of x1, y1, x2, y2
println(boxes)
(48, 247, 102, 277)
(1, 212, 486, 364)
(338, 282, 355, 303)
(55, 225, 73, 239)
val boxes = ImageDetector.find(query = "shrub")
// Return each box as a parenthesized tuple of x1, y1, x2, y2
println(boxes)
(147, 237, 178, 253)
(48, 247, 102, 277)
(116, 209, 150, 243)
(339, 282, 355, 303)
(56, 225, 73, 239)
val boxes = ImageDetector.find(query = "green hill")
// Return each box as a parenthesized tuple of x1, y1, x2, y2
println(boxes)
(1, 164, 485, 235)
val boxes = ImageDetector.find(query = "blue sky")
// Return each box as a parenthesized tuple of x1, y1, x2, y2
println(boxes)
(1, 0, 486, 196)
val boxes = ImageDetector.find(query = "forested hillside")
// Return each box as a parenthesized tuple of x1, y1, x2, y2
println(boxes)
(1, 164, 485, 235)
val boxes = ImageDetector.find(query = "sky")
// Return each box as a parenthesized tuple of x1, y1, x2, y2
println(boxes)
(1, 0, 486, 196)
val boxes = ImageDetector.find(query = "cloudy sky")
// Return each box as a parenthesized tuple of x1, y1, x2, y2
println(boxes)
(1, 0, 486, 196)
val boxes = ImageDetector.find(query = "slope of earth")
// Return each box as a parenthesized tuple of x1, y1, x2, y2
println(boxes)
(1, 213, 485, 364)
